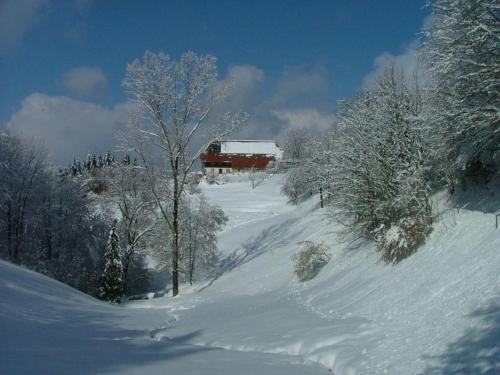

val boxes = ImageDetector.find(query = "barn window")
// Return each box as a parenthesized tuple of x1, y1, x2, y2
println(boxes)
(207, 142, 221, 153)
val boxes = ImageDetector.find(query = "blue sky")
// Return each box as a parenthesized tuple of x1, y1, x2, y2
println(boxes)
(0, 0, 429, 164)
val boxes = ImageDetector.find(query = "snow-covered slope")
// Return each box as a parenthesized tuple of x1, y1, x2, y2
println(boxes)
(130, 174, 499, 374)
(0, 259, 327, 374)
(1, 174, 498, 374)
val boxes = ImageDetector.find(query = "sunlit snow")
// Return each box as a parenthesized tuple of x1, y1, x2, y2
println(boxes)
(1, 174, 499, 374)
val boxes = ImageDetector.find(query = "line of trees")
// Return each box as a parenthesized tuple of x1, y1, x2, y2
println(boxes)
(281, 0, 498, 262)
(0, 132, 107, 293)
(4, 0, 494, 294)
(0, 130, 231, 300)
(102, 155, 229, 298)
(1, 50, 242, 300)
(423, 0, 499, 189)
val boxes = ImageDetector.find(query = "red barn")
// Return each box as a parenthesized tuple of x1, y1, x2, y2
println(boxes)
(200, 140, 283, 174)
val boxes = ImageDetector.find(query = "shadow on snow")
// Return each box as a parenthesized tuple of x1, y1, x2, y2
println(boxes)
(0, 266, 213, 375)
(422, 299, 500, 375)
(199, 215, 307, 292)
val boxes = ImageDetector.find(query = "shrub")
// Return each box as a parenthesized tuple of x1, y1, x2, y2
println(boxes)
(282, 167, 312, 204)
(292, 241, 331, 282)
(205, 172, 217, 185)
(374, 216, 432, 263)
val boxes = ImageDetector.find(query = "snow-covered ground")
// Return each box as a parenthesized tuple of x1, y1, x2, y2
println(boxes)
(0, 260, 326, 374)
(1, 174, 499, 374)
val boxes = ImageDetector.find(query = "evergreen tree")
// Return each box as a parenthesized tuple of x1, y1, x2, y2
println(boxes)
(103, 220, 124, 302)
(70, 160, 78, 176)
(105, 151, 113, 166)
(123, 154, 131, 165)
(85, 154, 92, 171)
(91, 154, 97, 169)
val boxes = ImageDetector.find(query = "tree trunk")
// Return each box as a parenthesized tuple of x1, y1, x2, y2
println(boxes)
(45, 200, 53, 260)
(188, 218, 194, 285)
(171, 156, 180, 297)
(188, 243, 194, 286)
(7, 202, 12, 260)
(123, 251, 131, 296)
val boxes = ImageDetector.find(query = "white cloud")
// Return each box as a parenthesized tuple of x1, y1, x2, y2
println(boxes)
(362, 40, 425, 90)
(272, 108, 336, 132)
(6, 63, 336, 166)
(0, 0, 52, 52)
(273, 64, 331, 109)
(7, 93, 131, 165)
(215, 65, 265, 111)
(227, 65, 265, 88)
(214, 63, 336, 141)
(61, 66, 108, 98)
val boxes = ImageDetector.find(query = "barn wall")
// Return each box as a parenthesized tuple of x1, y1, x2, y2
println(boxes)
(200, 152, 275, 171)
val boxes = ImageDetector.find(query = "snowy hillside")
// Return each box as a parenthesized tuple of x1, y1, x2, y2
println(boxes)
(0, 259, 327, 374)
(1, 174, 499, 374)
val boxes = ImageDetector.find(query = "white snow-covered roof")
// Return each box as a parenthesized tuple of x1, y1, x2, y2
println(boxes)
(220, 140, 283, 158)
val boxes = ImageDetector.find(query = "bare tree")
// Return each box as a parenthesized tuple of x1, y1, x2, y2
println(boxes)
(0, 135, 46, 261)
(180, 194, 227, 285)
(106, 162, 156, 295)
(248, 165, 264, 189)
(282, 127, 313, 164)
(0, 132, 107, 295)
(122, 50, 246, 296)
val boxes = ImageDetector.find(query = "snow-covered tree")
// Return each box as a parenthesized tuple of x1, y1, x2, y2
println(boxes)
(0, 135, 46, 261)
(150, 190, 228, 286)
(105, 151, 114, 166)
(248, 166, 265, 189)
(281, 166, 312, 204)
(103, 220, 124, 302)
(122, 50, 246, 296)
(324, 67, 432, 261)
(106, 162, 156, 295)
(282, 127, 313, 164)
(282, 138, 328, 206)
(0, 131, 107, 295)
(423, 0, 500, 185)
(180, 194, 228, 284)
(281, 127, 324, 204)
